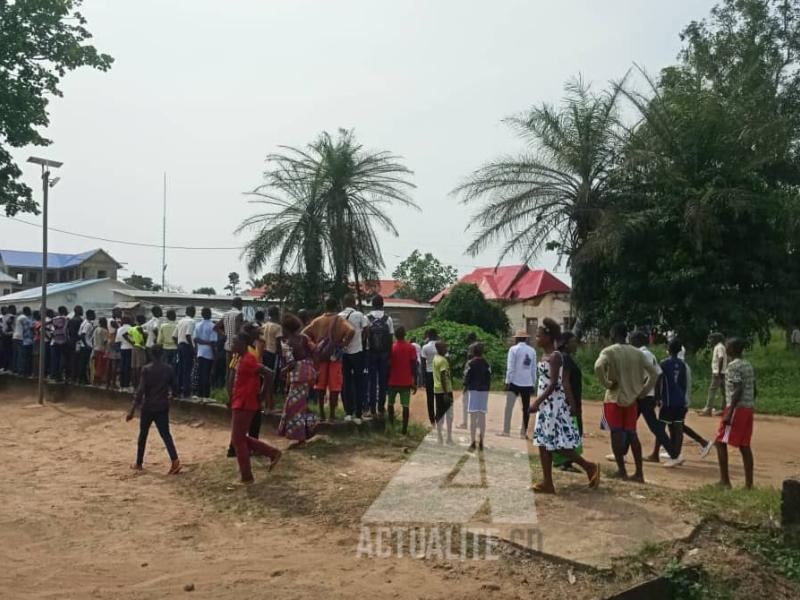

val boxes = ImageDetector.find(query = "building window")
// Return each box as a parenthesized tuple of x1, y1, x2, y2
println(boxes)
(28, 271, 38, 283)
(82, 269, 87, 279)
(98, 270, 107, 279)
(47, 270, 55, 282)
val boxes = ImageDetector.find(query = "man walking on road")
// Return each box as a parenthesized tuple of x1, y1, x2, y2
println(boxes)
(499, 330, 537, 438)
(699, 332, 727, 416)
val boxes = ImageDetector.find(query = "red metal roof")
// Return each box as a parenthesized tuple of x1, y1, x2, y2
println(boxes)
(430, 265, 570, 303)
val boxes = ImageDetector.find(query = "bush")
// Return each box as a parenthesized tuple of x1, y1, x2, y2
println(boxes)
(407, 320, 507, 385)
(429, 283, 510, 336)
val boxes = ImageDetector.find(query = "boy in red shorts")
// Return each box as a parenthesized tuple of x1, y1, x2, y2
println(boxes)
(715, 338, 756, 489)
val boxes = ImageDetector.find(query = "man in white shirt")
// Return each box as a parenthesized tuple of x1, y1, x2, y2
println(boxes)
(500, 330, 537, 438)
(420, 329, 439, 425)
(143, 305, 166, 354)
(339, 293, 369, 423)
(365, 295, 395, 417)
(220, 297, 243, 391)
(699, 332, 727, 416)
(175, 306, 197, 397)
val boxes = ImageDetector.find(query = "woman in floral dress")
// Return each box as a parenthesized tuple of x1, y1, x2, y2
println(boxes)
(278, 313, 318, 448)
(530, 318, 600, 494)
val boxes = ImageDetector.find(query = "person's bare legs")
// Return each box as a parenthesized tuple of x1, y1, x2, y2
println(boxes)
(318, 391, 326, 421)
(610, 431, 628, 479)
(445, 405, 454, 444)
(329, 391, 339, 421)
(533, 447, 555, 493)
(740, 446, 754, 489)
(558, 448, 600, 486)
(647, 439, 661, 462)
(478, 413, 485, 448)
(716, 442, 731, 487)
(469, 412, 477, 447)
(629, 433, 645, 482)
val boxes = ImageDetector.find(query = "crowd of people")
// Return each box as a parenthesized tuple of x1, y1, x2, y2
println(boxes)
(1, 299, 756, 490)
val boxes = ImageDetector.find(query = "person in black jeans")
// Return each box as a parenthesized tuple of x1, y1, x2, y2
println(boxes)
(176, 306, 196, 397)
(126, 344, 181, 474)
(65, 305, 84, 383)
(420, 329, 439, 425)
(366, 295, 393, 418)
(340, 294, 368, 423)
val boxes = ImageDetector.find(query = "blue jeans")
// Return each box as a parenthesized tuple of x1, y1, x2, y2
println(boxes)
(177, 343, 194, 397)
(638, 397, 678, 459)
(367, 353, 389, 414)
(342, 351, 366, 418)
(136, 409, 178, 466)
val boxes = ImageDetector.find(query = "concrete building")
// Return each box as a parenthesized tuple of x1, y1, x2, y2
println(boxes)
(0, 248, 121, 291)
(0, 278, 135, 314)
(431, 265, 571, 336)
(0, 271, 17, 296)
(111, 289, 261, 320)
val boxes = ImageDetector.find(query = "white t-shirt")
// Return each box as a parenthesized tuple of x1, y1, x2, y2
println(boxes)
(411, 342, 422, 362)
(339, 308, 368, 354)
(175, 316, 196, 345)
(505, 342, 537, 387)
(78, 319, 95, 349)
(638, 346, 662, 398)
(711, 342, 728, 375)
(367, 310, 394, 334)
(421, 340, 438, 373)
(12, 314, 27, 340)
(117, 324, 133, 350)
(144, 316, 165, 348)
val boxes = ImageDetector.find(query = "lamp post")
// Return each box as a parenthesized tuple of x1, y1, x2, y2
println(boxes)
(27, 156, 63, 405)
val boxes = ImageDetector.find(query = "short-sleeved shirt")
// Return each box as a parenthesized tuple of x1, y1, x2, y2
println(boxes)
(117, 324, 133, 350)
(725, 358, 755, 408)
(92, 327, 108, 351)
(432, 354, 451, 394)
(21, 317, 33, 346)
(175, 316, 196, 345)
(157, 320, 178, 350)
(13, 314, 28, 340)
(67, 316, 83, 347)
(194, 319, 218, 360)
(78, 319, 95, 349)
(388, 340, 417, 388)
(712, 343, 728, 375)
(660, 357, 687, 408)
(261, 321, 282, 354)
(231, 350, 262, 411)
(638, 346, 662, 398)
(421, 340, 438, 373)
(51, 315, 68, 345)
(144, 316, 166, 348)
(366, 310, 394, 334)
(339, 308, 369, 354)
(464, 357, 491, 391)
(221, 309, 243, 352)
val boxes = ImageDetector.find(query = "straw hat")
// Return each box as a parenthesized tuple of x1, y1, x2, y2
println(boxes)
(514, 329, 529, 339)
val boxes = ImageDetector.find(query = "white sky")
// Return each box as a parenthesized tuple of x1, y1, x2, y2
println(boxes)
(5, 0, 716, 292)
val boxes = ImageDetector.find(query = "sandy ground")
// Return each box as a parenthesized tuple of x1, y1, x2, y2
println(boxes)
(1, 386, 799, 598)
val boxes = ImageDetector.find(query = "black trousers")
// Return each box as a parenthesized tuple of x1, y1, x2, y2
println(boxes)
(197, 356, 213, 398)
(137, 409, 178, 466)
(424, 372, 435, 424)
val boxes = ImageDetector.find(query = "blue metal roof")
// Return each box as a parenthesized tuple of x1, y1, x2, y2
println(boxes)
(0, 278, 110, 302)
(0, 249, 101, 269)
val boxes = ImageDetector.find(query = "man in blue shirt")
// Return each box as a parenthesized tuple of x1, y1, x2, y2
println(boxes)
(194, 307, 218, 398)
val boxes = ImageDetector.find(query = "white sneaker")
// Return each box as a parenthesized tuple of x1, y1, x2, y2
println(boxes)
(344, 415, 353, 422)
(353, 417, 362, 425)
(700, 441, 714, 459)
(660, 451, 670, 459)
(663, 456, 685, 468)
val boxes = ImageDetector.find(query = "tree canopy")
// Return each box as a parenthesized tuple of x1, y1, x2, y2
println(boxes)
(0, 0, 113, 215)
(392, 250, 458, 303)
(124, 274, 162, 292)
(430, 283, 510, 337)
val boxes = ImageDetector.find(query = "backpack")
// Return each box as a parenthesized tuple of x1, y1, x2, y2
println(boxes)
(368, 314, 392, 355)
(312, 315, 340, 364)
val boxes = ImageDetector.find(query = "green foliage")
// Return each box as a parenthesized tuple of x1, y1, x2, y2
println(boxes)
(680, 484, 781, 523)
(391, 249, 457, 303)
(0, 0, 113, 215)
(192, 287, 217, 295)
(237, 129, 418, 304)
(749, 531, 800, 582)
(224, 271, 240, 295)
(430, 283, 510, 337)
(406, 320, 507, 384)
(251, 271, 335, 313)
(123, 273, 162, 292)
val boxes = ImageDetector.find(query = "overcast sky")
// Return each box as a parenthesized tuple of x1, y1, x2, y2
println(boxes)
(6, 0, 716, 293)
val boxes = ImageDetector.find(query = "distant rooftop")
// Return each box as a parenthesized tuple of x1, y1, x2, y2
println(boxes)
(431, 265, 570, 303)
(0, 248, 120, 269)
(0, 278, 112, 302)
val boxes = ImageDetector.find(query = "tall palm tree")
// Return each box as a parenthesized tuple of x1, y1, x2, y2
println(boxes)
(455, 78, 625, 270)
(238, 129, 417, 306)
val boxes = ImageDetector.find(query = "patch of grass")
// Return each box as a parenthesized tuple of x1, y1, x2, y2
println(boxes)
(745, 531, 800, 582)
(663, 560, 735, 600)
(676, 484, 780, 524)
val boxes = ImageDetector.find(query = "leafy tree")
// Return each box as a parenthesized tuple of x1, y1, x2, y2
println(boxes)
(430, 283, 510, 337)
(1, 0, 113, 215)
(124, 274, 162, 292)
(253, 271, 335, 312)
(224, 272, 240, 295)
(192, 287, 217, 295)
(392, 250, 458, 302)
(237, 129, 418, 304)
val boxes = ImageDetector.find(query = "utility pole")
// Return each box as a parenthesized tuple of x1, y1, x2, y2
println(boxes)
(162, 172, 167, 291)
(27, 156, 63, 405)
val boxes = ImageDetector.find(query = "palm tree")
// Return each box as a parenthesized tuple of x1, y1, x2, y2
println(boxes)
(237, 129, 417, 307)
(455, 78, 625, 270)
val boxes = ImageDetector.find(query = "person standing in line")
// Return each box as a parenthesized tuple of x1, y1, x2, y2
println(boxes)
(386, 325, 417, 434)
(65, 305, 84, 383)
(0, 306, 13, 372)
(219, 297, 244, 394)
(458, 332, 479, 430)
(157, 309, 178, 368)
(279, 313, 319, 448)
(130, 315, 149, 389)
(432, 340, 454, 444)
(631, 330, 683, 467)
(175, 306, 196, 398)
(339, 294, 369, 424)
(105, 308, 122, 389)
(715, 338, 756, 489)
(92, 317, 109, 385)
(303, 297, 354, 422)
(464, 342, 491, 451)
(699, 332, 727, 416)
(16, 307, 34, 377)
(420, 329, 439, 425)
(194, 307, 217, 398)
(500, 330, 537, 438)
(31, 310, 42, 379)
(143, 305, 165, 362)
(50, 306, 69, 382)
(260, 305, 283, 411)
(530, 319, 600, 494)
(126, 344, 181, 474)
(117, 315, 134, 391)
(12, 305, 28, 375)
(409, 336, 423, 389)
(365, 295, 394, 419)
(77, 309, 96, 384)
(556, 331, 584, 472)
(594, 323, 660, 483)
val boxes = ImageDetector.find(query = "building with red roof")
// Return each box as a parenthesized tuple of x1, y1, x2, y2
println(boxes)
(431, 265, 572, 336)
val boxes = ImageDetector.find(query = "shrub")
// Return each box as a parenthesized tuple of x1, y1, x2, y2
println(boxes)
(429, 283, 510, 336)
(407, 320, 507, 385)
